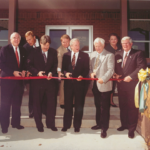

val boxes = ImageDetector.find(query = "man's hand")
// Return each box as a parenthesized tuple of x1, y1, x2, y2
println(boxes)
(13, 71, 22, 77)
(38, 71, 45, 76)
(98, 78, 103, 84)
(47, 72, 52, 80)
(21, 70, 26, 77)
(58, 71, 64, 79)
(77, 75, 83, 81)
(66, 72, 72, 78)
(26, 71, 32, 77)
(114, 73, 122, 82)
(124, 76, 132, 82)
(90, 72, 96, 78)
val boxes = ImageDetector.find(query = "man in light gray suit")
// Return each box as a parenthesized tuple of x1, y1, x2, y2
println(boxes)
(90, 37, 115, 138)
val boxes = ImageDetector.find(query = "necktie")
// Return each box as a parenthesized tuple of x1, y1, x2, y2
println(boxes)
(15, 47, 20, 68)
(42, 52, 47, 63)
(123, 52, 128, 68)
(72, 53, 76, 70)
(34, 44, 36, 49)
(94, 53, 100, 70)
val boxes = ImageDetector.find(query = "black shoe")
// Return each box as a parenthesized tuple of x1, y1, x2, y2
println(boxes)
(128, 132, 135, 139)
(74, 128, 80, 132)
(38, 128, 44, 132)
(60, 105, 65, 109)
(110, 103, 117, 107)
(29, 112, 34, 118)
(101, 130, 107, 138)
(2, 129, 8, 134)
(12, 125, 24, 130)
(48, 127, 58, 131)
(61, 127, 68, 132)
(91, 125, 101, 130)
(117, 126, 127, 131)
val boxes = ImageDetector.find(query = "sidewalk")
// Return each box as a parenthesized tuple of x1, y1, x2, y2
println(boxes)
(0, 127, 148, 150)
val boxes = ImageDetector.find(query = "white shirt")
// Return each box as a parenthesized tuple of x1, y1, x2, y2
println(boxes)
(42, 50, 48, 58)
(33, 39, 39, 48)
(122, 49, 131, 67)
(71, 51, 79, 65)
(12, 45, 20, 63)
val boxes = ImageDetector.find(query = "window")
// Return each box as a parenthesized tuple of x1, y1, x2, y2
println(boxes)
(45, 25, 93, 54)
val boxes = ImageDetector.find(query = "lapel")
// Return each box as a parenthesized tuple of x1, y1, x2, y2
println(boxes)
(68, 51, 73, 72)
(74, 51, 82, 71)
(123, 49, 134, 71)
(9, 44, 20, 68)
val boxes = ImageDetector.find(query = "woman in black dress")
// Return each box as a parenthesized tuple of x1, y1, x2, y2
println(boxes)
(105, 33, 122, 107)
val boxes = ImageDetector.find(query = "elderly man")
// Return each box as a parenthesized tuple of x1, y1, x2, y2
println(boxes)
(57, 34, 71, 109)
(61, 38, 89, 132)
(23, 31, 40, 118)
(90, 37, 114, 138)
(0, 32, 26, 134)
(27, 35, 58, 132)
(115, 36, 147, 138)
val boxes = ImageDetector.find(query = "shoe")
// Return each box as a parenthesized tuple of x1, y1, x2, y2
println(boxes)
(91, 125, 101, 130)
(29, 112, 34, 118)
(12, 125, 24, 129)
(60, 105, 65, 109)
(48, 127, 58, 131)
(74, 128, 80, 132)
(110, 103, 117, 107)
(101, 130, 107, 138)
(61, 127, 68, 132)
(37, 128, 44, 132)
(128, 132, 135, 139)
(2, 129, 8, 134)
(117, 126, 127, 131)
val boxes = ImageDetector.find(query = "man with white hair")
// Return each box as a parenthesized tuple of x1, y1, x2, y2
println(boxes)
(61, 38, 89, 133)
(0, 32, 26, 134)
(115, 36, 147, 138)
(90, 37, 114, 138)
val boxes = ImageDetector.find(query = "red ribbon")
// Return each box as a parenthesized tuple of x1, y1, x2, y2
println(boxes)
(0, 76, 123, 81)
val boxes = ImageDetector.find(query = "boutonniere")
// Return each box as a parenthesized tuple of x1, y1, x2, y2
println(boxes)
(117, 59, 122, 63)
(78, 57, 81, 59)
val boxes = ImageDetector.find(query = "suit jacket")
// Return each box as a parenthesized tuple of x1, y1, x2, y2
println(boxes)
(0, 44, 26, 86)
(26, 47, 58, 87)
(115, 49, 147, 91)
(90, 49, 115, 92)
(62, 51, 89, 85)
(57, 45, 68, 71)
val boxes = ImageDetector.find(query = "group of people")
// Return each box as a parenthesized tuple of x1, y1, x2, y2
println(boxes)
(0, 31, 147, 139)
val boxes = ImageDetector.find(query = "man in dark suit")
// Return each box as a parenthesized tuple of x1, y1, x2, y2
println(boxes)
(61, 38, 89, 132)
(23, 31, 40, 118)
(27, 35, 58, 132)
(115, 36, 147, 138)
(0, 32, 26, 134)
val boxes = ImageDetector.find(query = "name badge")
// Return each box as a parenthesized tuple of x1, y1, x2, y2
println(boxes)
(117, 59, 122, 63)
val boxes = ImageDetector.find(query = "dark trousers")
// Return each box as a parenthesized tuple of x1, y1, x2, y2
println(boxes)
(63, 81, 85, 129)
(0, 80, 24, 130)
(92, 81, 111, 131)
(29, 80, 33, 114)
(33, 81, 56, 129)
(118, 89, 138, 133)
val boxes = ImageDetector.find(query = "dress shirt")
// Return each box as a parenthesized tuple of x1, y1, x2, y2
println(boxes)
(122, 49, 131, 67)
(42, 50, 48, 58)
(33, 39, 39, 48)
(71, 51, 79, 66)
(12, 45, 20, 63)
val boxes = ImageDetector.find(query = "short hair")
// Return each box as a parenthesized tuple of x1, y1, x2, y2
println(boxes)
(70, 38, 80, 46)
(121, 36, 133, 43)
(10, 32, 21, 40)
(25, 31, 35, 38)
(40, 35, 51, 44)
(60, 34, 71, 41)
(94, 37, 105, 46)
(109, 33, 119, 40)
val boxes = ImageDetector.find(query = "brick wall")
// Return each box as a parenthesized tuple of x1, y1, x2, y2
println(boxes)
(16, 9, 121, 43)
